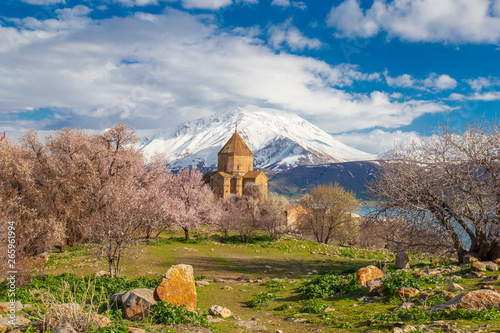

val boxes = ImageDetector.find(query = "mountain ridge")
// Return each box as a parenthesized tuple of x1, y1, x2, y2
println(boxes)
(138, 105, 376, 171)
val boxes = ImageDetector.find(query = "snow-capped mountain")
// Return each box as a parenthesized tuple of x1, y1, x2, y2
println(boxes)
(138, 105, 376, 171)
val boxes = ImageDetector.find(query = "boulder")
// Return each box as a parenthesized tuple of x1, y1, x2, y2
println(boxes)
(208, 305, 232, 318)
(426, 289, 500, 312)
(112, 289, 157, 320)
(394, 287, 419, 299)
(471, 261, 488, 271)
(463, 254, 480, 263)
(0, 301, 22, 314)
(0, 315, 31, 333)
(356, 266, 384, 287)
(366, 278, 384, 295)
(154, 264, 197, 311)
(466, 271, 485, 279)
(395, 252, 410, 269)
(53, 323, 78, 333)
(493, 259, 500, 265)
(486, 262, 498, 271)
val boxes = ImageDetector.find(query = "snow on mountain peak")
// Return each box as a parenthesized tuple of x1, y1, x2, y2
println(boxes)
(138, 105, 375, 171)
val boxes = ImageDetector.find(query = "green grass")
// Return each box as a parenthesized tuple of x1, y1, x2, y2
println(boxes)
(9, 234, 500, 333)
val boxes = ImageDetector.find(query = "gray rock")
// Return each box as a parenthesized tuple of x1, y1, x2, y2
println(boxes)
(0, 315, 31, 330)
(446, 283, 464, 291)
(53, 323, 78, 333)
(366, 278, 384, 295)
(111, 289, 157, 320)
(395, 252, 410, 269)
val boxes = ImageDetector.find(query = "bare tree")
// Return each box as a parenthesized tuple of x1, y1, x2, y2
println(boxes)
(222, 194, 262, 243)
(298, 184, 359, 244)
(368, 121, 500, 262)
(259, 193, 289, 240)
(170, 168, 221, 240)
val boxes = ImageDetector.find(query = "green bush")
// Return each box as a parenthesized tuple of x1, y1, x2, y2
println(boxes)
(301, 299, 326, 314)
(299, 273, 364, 299)
(152, 301, 210, 327)
(382, 271, 424, 296)
(247, 292, 277, 308)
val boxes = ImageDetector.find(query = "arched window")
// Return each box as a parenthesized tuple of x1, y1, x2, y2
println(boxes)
(237, 165, 240, 171)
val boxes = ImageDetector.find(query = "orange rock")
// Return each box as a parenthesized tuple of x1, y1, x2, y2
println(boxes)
(356, 265, 384, 287)
(394, 287, 420, 299)
(154, 264, 197, 311)
(427, 289, 500, 312)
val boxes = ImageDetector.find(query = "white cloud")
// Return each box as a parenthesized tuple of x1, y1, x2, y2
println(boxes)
(0, 7, 451, 133)
(20, 0, 65, 4)
(271, 0, 306, 9)
(447, 91, 500, 101)
(181, 0, 232, 10)
(384, 71, 457, 91)
(327, 0, 500, 44)
(424, 74, 457, 91)
(333, 129, 421, 154)
(9, 5, 93, 32)
(112, 0, 159, 6)
(268, 19, 323, 51)
(466, 76, 500, 91)
(384, 72, 415, 88)
(326, 0, 380, 38)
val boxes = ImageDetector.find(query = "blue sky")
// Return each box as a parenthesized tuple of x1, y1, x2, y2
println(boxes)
(1, 0, 499, 153)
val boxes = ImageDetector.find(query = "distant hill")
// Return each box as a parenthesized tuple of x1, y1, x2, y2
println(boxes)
(138, 105, 375, 171)
(268, 161, 384, 199)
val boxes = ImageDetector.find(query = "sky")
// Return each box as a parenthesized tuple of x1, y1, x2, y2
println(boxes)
(0, 0, 499, 154)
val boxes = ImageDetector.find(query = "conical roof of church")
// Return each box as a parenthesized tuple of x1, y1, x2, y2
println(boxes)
(218, 130, 253, 156)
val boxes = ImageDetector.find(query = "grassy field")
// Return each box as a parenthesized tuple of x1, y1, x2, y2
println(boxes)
(5, 234, 500, 333)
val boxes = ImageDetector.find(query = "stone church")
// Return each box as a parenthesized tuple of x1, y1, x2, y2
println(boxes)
(204, 130, 268, 199)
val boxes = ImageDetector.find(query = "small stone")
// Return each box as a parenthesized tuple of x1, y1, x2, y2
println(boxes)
(400, 302, 414, 310)
(394, 287, 419, 299)
(221, 286, 233, 290)
(94, 270, 109, 277)
(446, 283, 464, 291)
(53, 323, 77, 333)
(323, 307, 336, 313)
(208, 305, 232, 318)
(196, 280, 210, 287)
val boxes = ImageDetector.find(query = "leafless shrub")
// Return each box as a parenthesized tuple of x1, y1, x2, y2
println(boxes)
(368, 120, 500, 262)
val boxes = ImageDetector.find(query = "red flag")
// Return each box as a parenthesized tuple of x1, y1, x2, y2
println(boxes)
(0, 132, 5, 143)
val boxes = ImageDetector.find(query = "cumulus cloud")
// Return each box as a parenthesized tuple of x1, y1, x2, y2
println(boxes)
(268, 19, 323, 51)
(326, 0, 500, 44)
(384, 71, 457, 91)
(466, 76, 500, 91)
(326, 0, 380, 38)
(271, 0, 306, 9)
(424, 74, 457, 91)
(0, 7, 451, 133)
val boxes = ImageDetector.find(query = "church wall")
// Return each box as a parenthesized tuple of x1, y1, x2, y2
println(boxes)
(218, 154, 253, 173)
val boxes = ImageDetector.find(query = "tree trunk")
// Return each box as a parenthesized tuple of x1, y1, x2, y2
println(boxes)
(184, 228, 190, 241)
(108, 260, 114, 278)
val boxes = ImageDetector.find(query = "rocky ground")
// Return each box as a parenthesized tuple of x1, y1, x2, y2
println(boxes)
(1, 235, 500, 333)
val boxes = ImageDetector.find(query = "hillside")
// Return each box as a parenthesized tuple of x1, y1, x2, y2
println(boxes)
(269, 160, 384, 198)
(138, 105, 375, 171)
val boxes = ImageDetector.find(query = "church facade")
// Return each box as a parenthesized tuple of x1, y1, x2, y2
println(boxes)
(204, 131, 268, 199)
